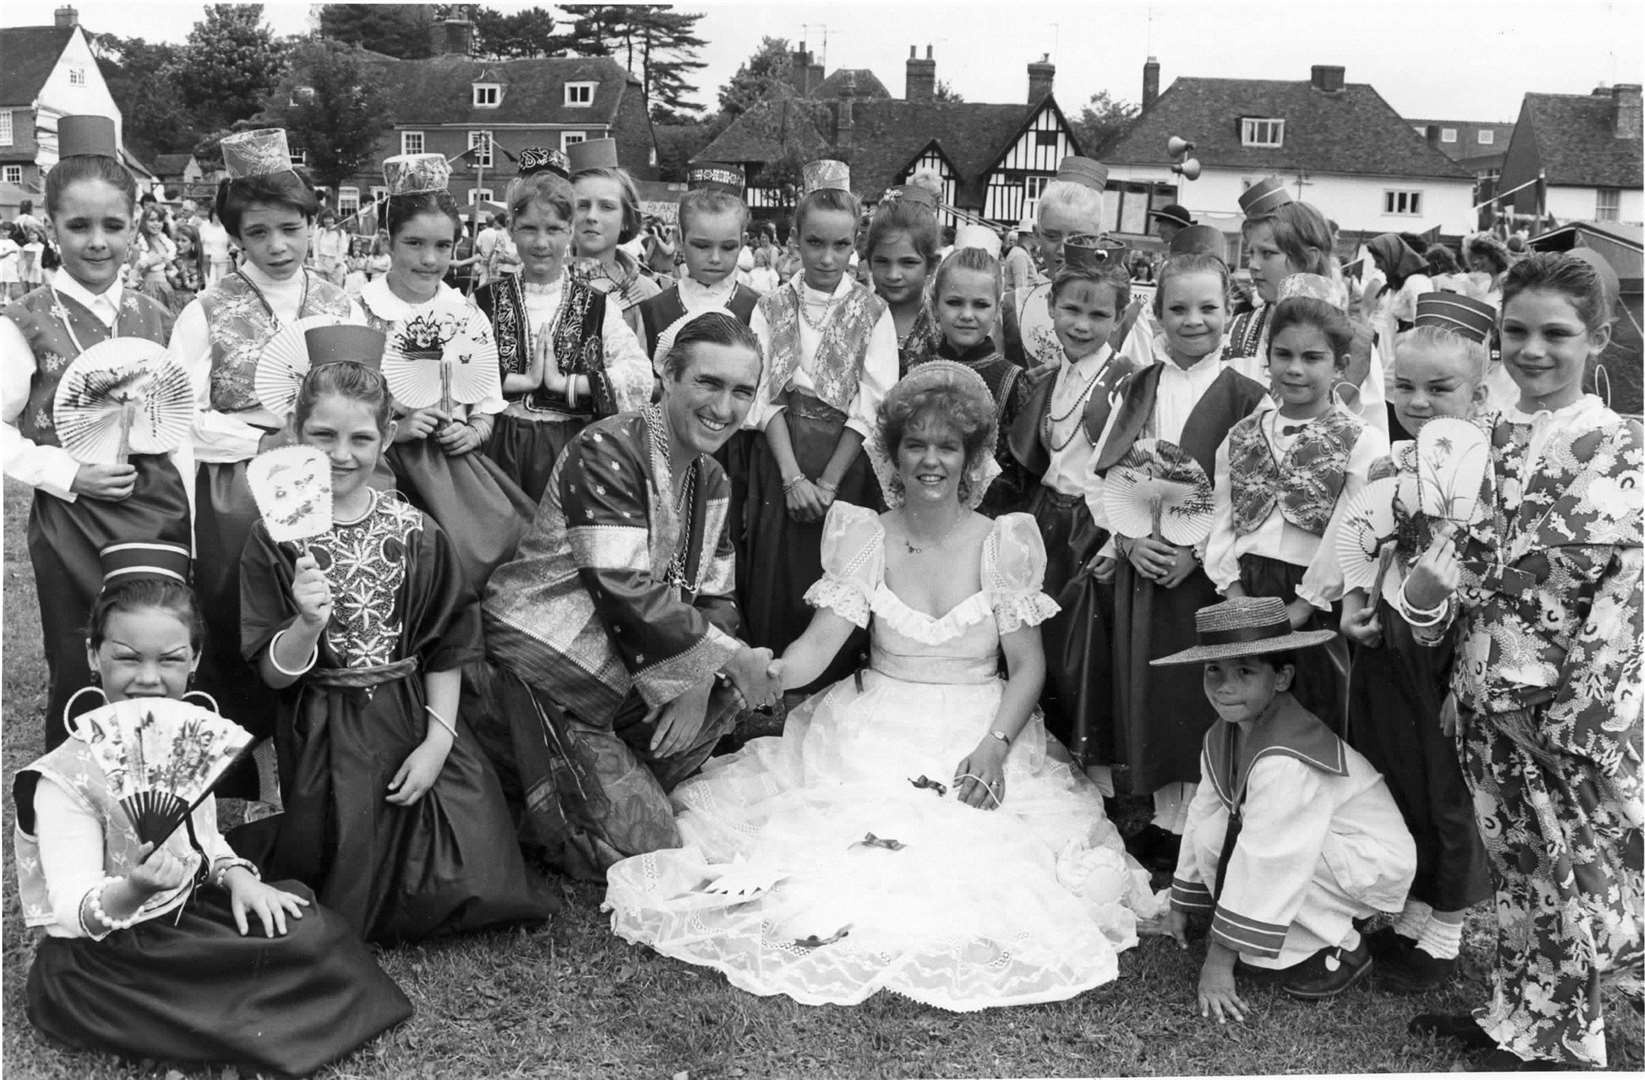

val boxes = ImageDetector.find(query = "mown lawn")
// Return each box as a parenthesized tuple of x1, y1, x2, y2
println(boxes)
(3, 478, 1640, 1079)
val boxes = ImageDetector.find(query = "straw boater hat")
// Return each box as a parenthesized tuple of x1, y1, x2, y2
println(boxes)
(221, 128, 298, 181)
(1151, 597, 1336, 666)
(517, 146, 570, 179)
(58, 115, 118, 159)
(305, 325, 386, 371)
(382, 153, 451, 196)
(1413, 292, 1495, 343)
(1238, 176, 1294, 218)
(801, 159, 851, 196)
(566, 138, 619, 174)
(1054, 156, 1108, 192)
(1169, 223, 1227, 259)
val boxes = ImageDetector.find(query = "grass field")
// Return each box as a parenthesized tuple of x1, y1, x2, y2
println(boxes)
(2, 478, 1640, 1079)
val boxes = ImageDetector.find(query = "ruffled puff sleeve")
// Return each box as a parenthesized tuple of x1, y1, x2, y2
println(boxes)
(984, 512, 1061, 635)
(801, 501, 884, 628)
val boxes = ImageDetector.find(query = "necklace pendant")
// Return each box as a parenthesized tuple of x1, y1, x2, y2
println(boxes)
(904, 538, 920, 555)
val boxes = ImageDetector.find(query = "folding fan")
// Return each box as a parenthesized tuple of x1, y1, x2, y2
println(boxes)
(75, 697, 254, 848)
(53, 339, 193, 466)
(1335, 476, 1400, 595)
(253, 314, 349, 418)
(1415, 418, 1489, 525)
(1102, 439, 1216, 546)
(247, 445, 333, 548)
(381, 328, 499, 414)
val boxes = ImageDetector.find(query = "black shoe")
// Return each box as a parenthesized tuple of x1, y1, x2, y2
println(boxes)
(1408, 1012, 1497, 1051)
(1379, 945, 1458, 993)
(1364, 924, 1416, 961)
(1281, 939, 1372, 1000)
(1124, 824, 1181, 873)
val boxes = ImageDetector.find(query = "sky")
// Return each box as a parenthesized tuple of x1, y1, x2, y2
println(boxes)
(4, 0, 1642, 124)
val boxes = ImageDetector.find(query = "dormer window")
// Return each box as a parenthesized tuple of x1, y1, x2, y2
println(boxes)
(1477, 129, 1495, 145)
(1441, 128, 1457, 143)
(565, 82, 596, 107)
(1241, 118, 1284, 148)
(473, 83, 500, 108)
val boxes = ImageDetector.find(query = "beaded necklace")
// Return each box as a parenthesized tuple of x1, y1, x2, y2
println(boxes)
(1041, 355, 1111, 454)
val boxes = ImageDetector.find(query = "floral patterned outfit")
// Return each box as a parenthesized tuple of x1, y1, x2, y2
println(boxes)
(1423, 396, 1643, 1066)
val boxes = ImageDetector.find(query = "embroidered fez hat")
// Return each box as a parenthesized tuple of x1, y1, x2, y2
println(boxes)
(518, 146, 570, 180)
(687, 163, 746, 197)
(1169, 223, 1227, 259)
(1054, 156, 1108, 192)
(99, 540, 192, 588)
(58, 115, 118, 159)
(1061, 233, 1110, 272)
(305, 325, 386, 370)
(566, 138, 620, 173)
(1238, 176, 1294, 218)
(1413, 292, 1496, 344)
(1151, 597, 1337, 666)
(222, 128, 297, 181)
(954, 222, 1002, 258)
(1149, 203, 1194, 229)
(801, 159, 851, 196)
(383, 153, 450, 196)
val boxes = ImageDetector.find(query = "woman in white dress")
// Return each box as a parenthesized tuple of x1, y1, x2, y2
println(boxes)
(604, 362, 1159, 1011)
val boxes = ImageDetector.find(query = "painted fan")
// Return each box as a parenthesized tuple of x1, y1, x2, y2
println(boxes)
(1415, 418, 1489, 525)
(75, 698, 254, 848)
(381, 320, 499, 414)
(1335, 476, 1401, 600)
(1102, 438, 1216, 546)
(247, 445, 332, 547)
(52, 339, 193, 466)
(253, 314, 349, 418)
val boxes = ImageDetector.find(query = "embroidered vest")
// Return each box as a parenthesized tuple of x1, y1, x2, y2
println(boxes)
(13, 739, 200, 930)
(639, 283, 760, 362)
(547, 277, 614, 415)
(1228, 406, 1363, 537)
(201, 271, 352, 412)
(759, 282, 886, 415)
(3, 287, 173, 446)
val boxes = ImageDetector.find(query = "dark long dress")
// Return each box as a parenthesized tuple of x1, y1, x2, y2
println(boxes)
(385, 439, 534, 598)
(1236, 553, 1347, 732)
(240, 491, 557, 943)
(3, 286, 189, 747)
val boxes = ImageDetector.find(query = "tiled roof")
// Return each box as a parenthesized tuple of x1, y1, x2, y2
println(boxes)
(0, 26, 73, 105)
(1106, 76, 1470, 181)
(360, 54, 637, 126)
(1404, 118, 1515, 163)
(152, 153, 193, 177)
(1514, 92, 1642, 188)
(810, 68, 891, 100)
(694, 97, 834, 165)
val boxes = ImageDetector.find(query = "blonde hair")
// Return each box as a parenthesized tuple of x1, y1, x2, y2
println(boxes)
(1394, 324, 1490, 382)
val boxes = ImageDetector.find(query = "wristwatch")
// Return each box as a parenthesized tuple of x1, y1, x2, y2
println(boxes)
(990, 729, 1011, 747)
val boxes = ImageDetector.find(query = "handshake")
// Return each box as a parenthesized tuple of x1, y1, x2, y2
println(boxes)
(723, 644, 787, 711)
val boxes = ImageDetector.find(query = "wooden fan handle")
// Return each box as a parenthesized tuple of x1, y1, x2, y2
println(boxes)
(116, 399, 136, 466)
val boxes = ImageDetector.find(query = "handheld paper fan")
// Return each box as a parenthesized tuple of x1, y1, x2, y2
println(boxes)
(247, 445, 332, 548)
(1335, 476, 1401, 598)
(52, 339, 193, 465)
(1415, 418, 1489, 526)
(1102, 439, 1216, 546)
(75, 697, 254, 849)
(382, 324, 499, 415)
(253, 314, 349, 419)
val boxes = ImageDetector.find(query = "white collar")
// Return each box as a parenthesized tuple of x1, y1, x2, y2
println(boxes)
(1158, 345, 1225, 378)
(240, 260, 306, 294)
(362, 274, 461, 322)
(53, 271, 123, 319)
(1064, 342, 1113, 373)
(1504, 394, 1604, 427)
(679, 274, 736, 309)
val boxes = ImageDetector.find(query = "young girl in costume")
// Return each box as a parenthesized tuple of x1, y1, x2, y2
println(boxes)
(1087, 253, 1268, 870)
(567, 138, 660, 338)
(129, 204, 176, 312)
(362, 152, 534, 595)
(1007, 251, 1136, 758)
(1404, 254, 1642, 1070)
(14, 540, 412, 1075)
(920, 245, 1033, 517)
(169, 127, 361, 781)
(1327, 293, 1493, 992)
(241, 342, 557, 943)
(744, 160, 900, 689)
(475, 149, 652, 502)
(1205, 297, 1388, 732)
(1, 115, 191, 748)
(865, 187, 941, 375)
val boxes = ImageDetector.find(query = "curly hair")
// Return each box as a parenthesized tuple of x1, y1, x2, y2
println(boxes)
(877, 378, 995, 479)
(506, 170, 575, 225)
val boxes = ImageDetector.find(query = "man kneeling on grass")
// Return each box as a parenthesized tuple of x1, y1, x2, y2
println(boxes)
(1160, 597, 1416, 1020)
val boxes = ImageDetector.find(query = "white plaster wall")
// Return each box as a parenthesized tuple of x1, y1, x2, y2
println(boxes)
(32, 27, 123, 169)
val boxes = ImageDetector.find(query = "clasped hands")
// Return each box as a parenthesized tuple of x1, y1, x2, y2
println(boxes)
(1090, 536, 1198, 587)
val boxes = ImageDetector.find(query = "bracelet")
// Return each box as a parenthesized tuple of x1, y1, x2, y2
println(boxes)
(782, 474, 806, 493)
(815, 480, 838, 495)
(83, 877, 140, 934)
(267, 629, 319, 677)
(1398, 582, 1450, 627)
(425, 704, 459, 741)
(211, 857, 261, 890)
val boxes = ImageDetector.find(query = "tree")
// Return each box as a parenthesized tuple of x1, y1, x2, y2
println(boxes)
(1071, 91, 1141, 157)
(470, 6, 566, 59)
(173, 6, 287, 137)
(260, 39, 395, 195)
(90, 35, 194, 160)
(716, 36, 791, 119)
(559, 6, 707, 121)
(652, 120, 717, 179)
(933, 80, 964, 104)
(317, 5, 434, 59)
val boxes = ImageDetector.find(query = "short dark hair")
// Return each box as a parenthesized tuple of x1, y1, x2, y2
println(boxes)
(46, 155, 138, 217)
(661, 310, 764, 381)
(1268, 296, 1353, 367)
(573, 166, 642, 244)
(1502, 251, 1610, 333)
(88, 577, 204, 655)
(1050, 260, 1131, 310)
(215, 172, 319, 237)
(385, 190, 462, 242)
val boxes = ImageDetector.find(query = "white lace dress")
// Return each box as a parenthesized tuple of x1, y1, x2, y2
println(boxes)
(603, 503, 1160, 1010)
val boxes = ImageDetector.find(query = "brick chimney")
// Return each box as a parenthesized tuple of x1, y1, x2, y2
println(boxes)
(1614, 84, 1642, 140)
(1142, 56, 1160, 110)
(1310, 65, 1345, 93)
(1027, 54, 1055, 102)
(834, 71, 857, 154)
(906, 45, 936, 104)
(53, 5, 77, 28)
(432, 15, 472, 56)
(1425, 124, 1441, 147)
(791, 45, 813, 95)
